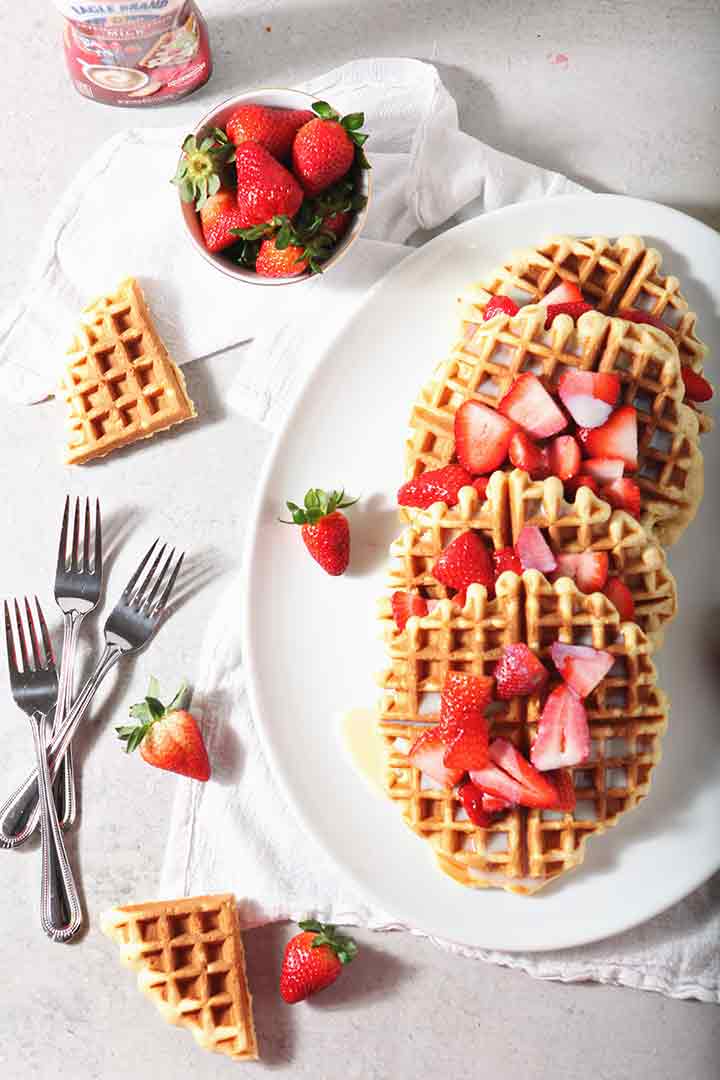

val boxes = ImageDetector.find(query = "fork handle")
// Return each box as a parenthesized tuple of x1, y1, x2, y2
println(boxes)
(30, 712, 82, 942)
(0, 644, 121, 848)
(53, 611, 84, 829)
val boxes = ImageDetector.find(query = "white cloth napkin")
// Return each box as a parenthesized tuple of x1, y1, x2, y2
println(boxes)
(3, 52, 716, 1001)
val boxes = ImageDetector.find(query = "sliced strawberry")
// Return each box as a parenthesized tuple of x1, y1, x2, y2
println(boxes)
(508, 431, 550, 478)
(481, 792, 513, 813)
(457, 781, 494, 826)
(432, 531, 494, 593)
(541, 281, 584, 306)
(391, 591, 428, 631)
(681, 365, 713, 403)
(564, 474, 600, 498)
(530, 685, 590, 770)
(554, 551, 609, 593)
(548, 434, 581, 481)
(577, 406, 638, 471)
(550, 642, 614, 698)
(516, 525, 557, 574)
(397, 464, 473, 509)
(492, 546, 522, 578)
(557, 370, 620, 428)
(602, 477, 641, 519)
(494, 643, 550, 699)
(547, 768, 577, 812)
(442, 715, 490, 771)
(454, 400, 517, 474)
(617, 308, 668, 332)
(604, 577, 635, 620)
(583, 457, 625, 483)
(544, 300, 594, 329)
(408, 729, 464, 788)
(484, 295, 519, 321)
(473, 476, 489, 500)
(470, 738, 558, 808)
(440, 671, 494, 727)
(498, 373, 567, 439)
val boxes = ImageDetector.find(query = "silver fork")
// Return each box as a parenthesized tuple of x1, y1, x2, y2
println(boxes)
(5, 598, 82, 941)
(0, 540, 184, 848)
(53, 496, 102, 829)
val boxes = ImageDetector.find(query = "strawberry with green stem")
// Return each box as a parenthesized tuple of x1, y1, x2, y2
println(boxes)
(282, 488, 359, 575)
(232, 214, 336, 276)
(292, 101, 370, 196)
(280, 921, 357, 1003)
(173, 128, 235, 209)
(116, 677, 211, 782)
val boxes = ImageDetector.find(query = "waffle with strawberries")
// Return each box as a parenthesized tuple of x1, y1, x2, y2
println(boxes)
(391, 468, 676, 645)
(405, 305, 703, 546)
(459, 234, 712, 433)
(377, 571, 667, 893)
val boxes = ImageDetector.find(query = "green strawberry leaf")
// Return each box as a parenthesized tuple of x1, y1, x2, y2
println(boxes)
(298, 918, 325, 933)
(167, 681, 192, 713)
(342, 112, 365, 130)
(312, 101, 338, 120)
(129, 702, 152, 724)
(147, 676, 162, 699)
(145, 696, 166, 722)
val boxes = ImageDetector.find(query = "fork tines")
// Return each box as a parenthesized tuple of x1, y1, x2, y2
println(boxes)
(4, 597, 56, 682)
(123, 540, 184, 618)
(57, 496, 102, 578)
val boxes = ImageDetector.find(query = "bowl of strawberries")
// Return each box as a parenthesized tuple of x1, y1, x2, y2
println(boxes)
(174, 88, 371, 283)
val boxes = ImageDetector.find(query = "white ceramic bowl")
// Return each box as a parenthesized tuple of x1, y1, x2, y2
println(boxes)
(178, 87, 371, 285)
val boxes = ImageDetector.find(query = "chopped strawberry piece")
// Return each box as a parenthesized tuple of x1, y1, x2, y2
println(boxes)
(577, 406, 638, 471)
(492, 546, 522, 578)
(397, 464, 473, 509)
(494, 643, 550, 699)
(530, 685, 590, 770)
(617, 308, 668, 332)
(548, 434, 581, 481)
(508, 431, 550, 478)
(544, 300, 594, 329)
(554, 551, 609, 593)
(547, 768, 577, 812)
(564, 474, 600, 498)
(442, 715, 490, 771)
(516, 525, 557, 574)
(472, 476, 489, 500)
(604, 576, 635, 620)
(470, 738, 558, 807)
(432, 531, 495, 593)
(481, 792, 513, 813)
(484, 295, 519, 321)
(550, 642, 614, 698)
(440, 671, 494, 727)
(557, 370, 620, 428)
(541, 281, 584, 306)
(583, 457, 625, 483)
(454, 400, 517, 474)
(408, 729, 464, 788)
(602, 477, 641, 519)
(498, 373, 567, 439)
(681, 365, 713, 403)
(457, 781, 494, 826)
(391, 591, 429, 631)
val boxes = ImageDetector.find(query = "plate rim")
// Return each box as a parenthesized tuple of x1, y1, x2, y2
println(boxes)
(241, 192, 720, 951)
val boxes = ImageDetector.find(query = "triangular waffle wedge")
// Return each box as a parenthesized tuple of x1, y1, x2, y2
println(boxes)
(406, 305, 703, 546)
(459, 234, 713, 432)
(59, 277, 196, 465)
(101, 894, 258, 1062)
(390, 469, 676, 644)
(377, 571, 668, 894)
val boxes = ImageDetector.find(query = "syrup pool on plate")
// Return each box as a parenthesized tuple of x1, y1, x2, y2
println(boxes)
(340, 709, 386, 794)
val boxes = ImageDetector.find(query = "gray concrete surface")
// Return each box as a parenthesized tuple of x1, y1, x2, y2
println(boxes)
(1, 2, 719, 1078)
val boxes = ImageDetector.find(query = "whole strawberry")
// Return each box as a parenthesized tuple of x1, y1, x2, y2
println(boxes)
(282, 488, 358, 575)
(234, 143, 304, 227)
(173, 127, 235, 209)
(116, 678, 211, 782)
(280, 920, 357, 1003)
(292, 101, 370, 197)
(200, 189, 249, 253)
(226, 104, 314, 160)
(256, 236, 309, 278)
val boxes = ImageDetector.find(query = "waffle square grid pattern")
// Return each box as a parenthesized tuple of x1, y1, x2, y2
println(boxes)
(377, 572, 668, 893)
(101, 893, 258, 1062)
(406, 305, 703, 546)
(59, 277, 196, 465)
